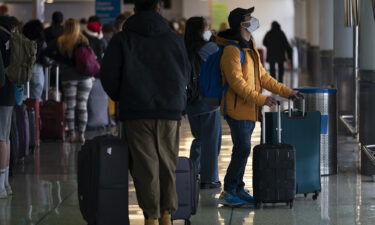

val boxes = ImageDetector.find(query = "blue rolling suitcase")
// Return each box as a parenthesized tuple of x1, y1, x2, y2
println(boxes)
(172, 157, 200, 225)
(266, 97, 321, 200)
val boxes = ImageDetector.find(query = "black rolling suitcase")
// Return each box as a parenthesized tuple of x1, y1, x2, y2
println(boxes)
(253, 102, 296, 209)
(77, 135, 129, 225)
(172, 157, 200, 225)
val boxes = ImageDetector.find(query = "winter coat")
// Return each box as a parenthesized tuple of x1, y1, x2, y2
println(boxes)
(0, 23, 14, 106)
(218, 30, 293, 121)
(83, 30, 106, 62)
(44, 24, 64, 46)
(45, 39, 91, 82)
(263, 23, 292, 63)
(101, 11, 190, 121)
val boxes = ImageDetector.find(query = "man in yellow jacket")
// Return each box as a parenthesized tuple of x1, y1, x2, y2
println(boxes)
(217, 7, 300, 207)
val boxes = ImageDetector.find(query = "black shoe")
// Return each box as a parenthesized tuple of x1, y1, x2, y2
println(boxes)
(200, 181, 222, 189)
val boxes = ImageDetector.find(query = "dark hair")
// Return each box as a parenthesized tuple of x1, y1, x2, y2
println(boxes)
(184, 17, 206, 57)
(102, 23, 114, 33)
(52, 11, 63, 24)
(22, 19, 44, 41)
(134, 0, 162, 12)
(88, 15, 100, 24)
(80, 18, 87, 25)
(0, 16, 19, 32)
(114, 14, 127, 32)
(271, 21, 281, 30)
(8, 16, 20, 30)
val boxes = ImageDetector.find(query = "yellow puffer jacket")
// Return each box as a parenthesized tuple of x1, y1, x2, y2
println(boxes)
(218, 36, 293, 121)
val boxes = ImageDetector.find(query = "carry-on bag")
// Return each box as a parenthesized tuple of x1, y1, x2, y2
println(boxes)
(265, 97, 321, 199)
(40, 65, 66, 141)
(172, 157, 200, 225)
(14, 104, 30, 159)
(253, 102, 296, 209)
(24, 82, 41, 148)
(87, 79, 109, 129)
(24, 98, 40, 148)
(78, 135, 129, 225)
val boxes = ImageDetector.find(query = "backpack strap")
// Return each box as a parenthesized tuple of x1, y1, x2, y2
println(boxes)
(0, 26, 11, 35)
(224, 42, 245, 64)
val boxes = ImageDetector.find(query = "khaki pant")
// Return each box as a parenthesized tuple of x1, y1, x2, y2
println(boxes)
(124, 120, 180, 219)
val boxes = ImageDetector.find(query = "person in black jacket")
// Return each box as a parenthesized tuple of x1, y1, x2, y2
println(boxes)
(263, 21, 292, 82)
(83, 21, 105, 62)
(44, 11, 64, 46)
(23, 19, 50, 100)
(101, 0, 190, 224)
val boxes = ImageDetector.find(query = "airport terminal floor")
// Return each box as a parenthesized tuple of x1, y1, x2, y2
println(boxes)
(1, 71, 375, 225)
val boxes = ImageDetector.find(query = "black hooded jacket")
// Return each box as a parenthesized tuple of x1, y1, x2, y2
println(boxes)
(263, 22, 292, 63)
(101, 11, 190, 121)
(0, 16, 14, 106)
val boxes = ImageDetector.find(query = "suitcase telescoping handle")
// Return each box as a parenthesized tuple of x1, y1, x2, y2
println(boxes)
(288, 95, 305, 117)
(262, 101, 282, 144)
(44, 64, 60, 101)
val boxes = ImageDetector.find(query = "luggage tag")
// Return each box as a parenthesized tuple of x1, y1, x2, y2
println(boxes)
(106, 147, 112, 155)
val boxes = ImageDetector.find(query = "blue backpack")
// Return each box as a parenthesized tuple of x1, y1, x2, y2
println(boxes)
(199, 42, 245, 106)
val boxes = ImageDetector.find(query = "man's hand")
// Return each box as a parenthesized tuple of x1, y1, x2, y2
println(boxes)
(289, 91, 301, 101)
(264, 96, 277, 107)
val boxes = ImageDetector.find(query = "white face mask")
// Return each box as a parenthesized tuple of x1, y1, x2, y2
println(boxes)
(244, 17, 260, 33)
(173, 23, 180, 31)
(203, 30, 212, 41)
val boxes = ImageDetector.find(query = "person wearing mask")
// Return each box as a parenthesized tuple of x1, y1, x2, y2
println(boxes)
(22, 20, 50, 100)
(100, 0, 189, 224)
(216, 7, 300, 207)
(184, 17, 221, 189)
(55, 19, 93, 143)
(0, 16, 19, 198)
(44, 11, 64, 46)
(263, 21, 293, 82)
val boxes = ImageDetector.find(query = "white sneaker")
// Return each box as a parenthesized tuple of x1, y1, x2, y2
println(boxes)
(5, 186, 12, 196)
(0, 189, 7, 199)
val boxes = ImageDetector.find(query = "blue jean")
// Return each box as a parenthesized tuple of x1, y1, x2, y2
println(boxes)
(27, 64, 44, 100)
(188, 110, 221, 183)
(224, 116, 256, 192)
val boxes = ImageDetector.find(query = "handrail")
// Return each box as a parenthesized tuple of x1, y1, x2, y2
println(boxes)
(339, 115, 357, 135)
(361, 144, 375, 165)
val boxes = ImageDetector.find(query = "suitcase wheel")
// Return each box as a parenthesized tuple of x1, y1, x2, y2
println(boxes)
(286, 200, 294, 209)
(312, 191, 319, 201)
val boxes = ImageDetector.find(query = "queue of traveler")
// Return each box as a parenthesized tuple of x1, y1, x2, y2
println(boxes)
(0, 0, 299, 224)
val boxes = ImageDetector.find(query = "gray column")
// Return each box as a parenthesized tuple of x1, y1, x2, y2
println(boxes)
(334, 0, 355, 135)
(32, 0, 45, 22)
(359, 0, 375, 175)
(306, 0, 320, 85)
(318, 0, 334, 87)
(295, 0, 309, 72)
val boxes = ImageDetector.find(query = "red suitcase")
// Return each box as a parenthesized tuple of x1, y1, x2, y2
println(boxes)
(24, 98, 40, 147)
(40, 65, 66, 141)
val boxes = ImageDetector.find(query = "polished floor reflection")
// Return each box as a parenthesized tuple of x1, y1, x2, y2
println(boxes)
(1, 71, 375, 225)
